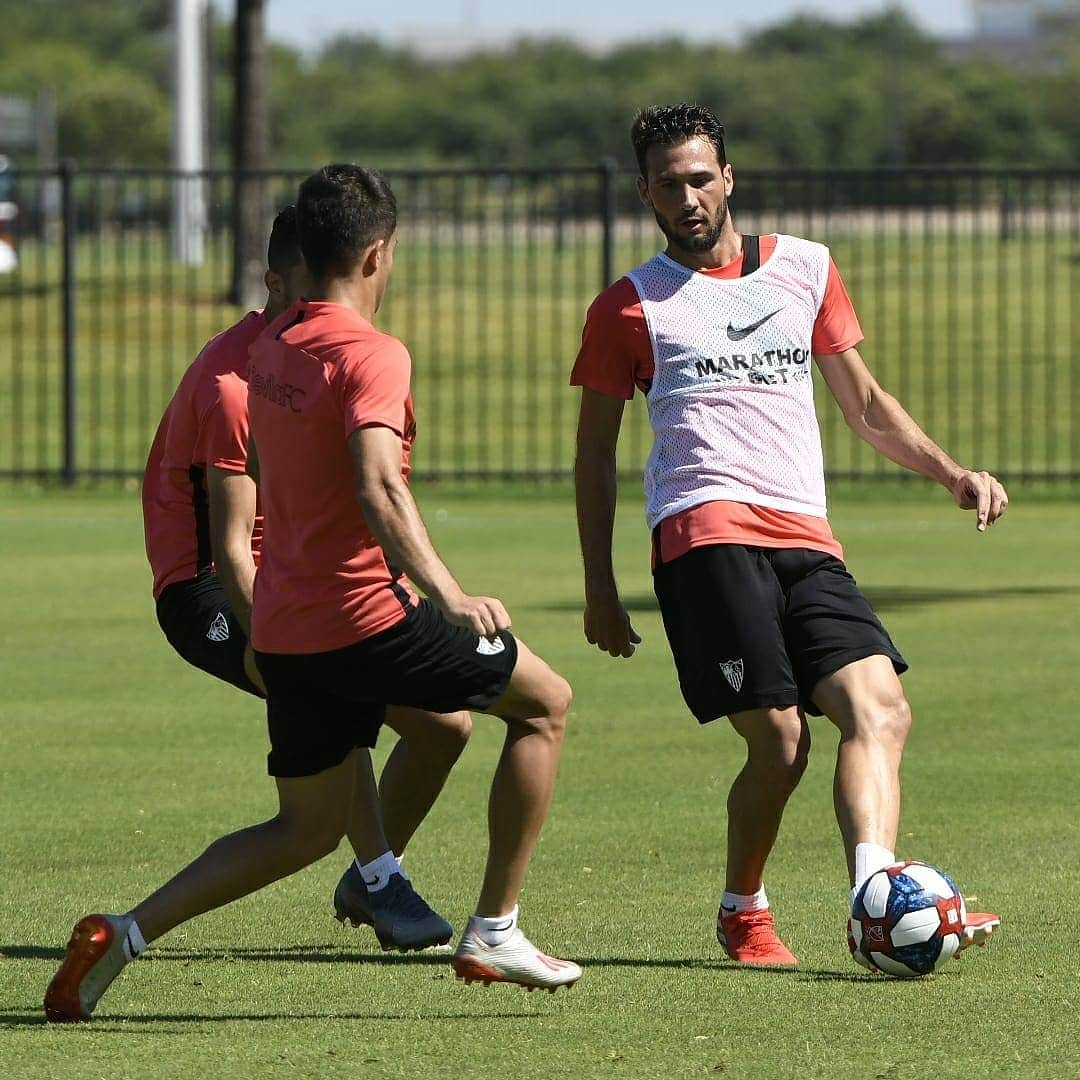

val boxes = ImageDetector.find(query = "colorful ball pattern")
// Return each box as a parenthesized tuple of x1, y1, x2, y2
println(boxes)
(848, 861, 966, 977)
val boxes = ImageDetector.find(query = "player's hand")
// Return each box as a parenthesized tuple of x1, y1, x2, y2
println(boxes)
(949, 469, 1009, 532)
(583, 593, 641, 658)
(441, 592, 511, 638)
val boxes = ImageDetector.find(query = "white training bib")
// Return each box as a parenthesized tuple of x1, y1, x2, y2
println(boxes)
(627, 234, 831, 530)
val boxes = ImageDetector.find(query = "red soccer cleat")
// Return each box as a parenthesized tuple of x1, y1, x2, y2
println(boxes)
(716, 908, 798, 966)
(44, 913, 133, 1022)
(959, 910, 1000, 951)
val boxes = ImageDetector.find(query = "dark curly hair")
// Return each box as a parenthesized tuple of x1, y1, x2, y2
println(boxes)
(266, 204, 301, 275)
(631, 103, 727, 178)
(296, 164, 397, 284)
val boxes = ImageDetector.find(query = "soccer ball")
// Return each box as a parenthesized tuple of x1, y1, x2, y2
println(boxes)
(848, 860, 966, 978)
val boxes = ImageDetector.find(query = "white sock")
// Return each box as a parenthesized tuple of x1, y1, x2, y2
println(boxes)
(123, 917, 147, 961)
(357, 850, 401, 893)
(719, 885, 768, 916)
(852, 842, 896, 900)
(468, 905, 519, 946)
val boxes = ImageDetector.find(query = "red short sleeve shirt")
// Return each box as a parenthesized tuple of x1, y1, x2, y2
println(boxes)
(248, 300, 419, 655)
(143, 310, 266, 598)
(570, 235, 863, 562)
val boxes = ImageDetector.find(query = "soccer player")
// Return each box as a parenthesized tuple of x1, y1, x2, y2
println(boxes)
(572, 103, 1004, 967)
(44, 166, 580, 1023)
(140, 205, 473, 944)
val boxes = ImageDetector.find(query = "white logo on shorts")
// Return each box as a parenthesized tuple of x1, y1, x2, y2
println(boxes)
(476, 636, 505, 656)
(719, 658, 744, 692)
(206, 612, 230, 643)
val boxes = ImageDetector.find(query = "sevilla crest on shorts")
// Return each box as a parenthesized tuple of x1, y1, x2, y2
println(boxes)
(719, 658, 744, 692)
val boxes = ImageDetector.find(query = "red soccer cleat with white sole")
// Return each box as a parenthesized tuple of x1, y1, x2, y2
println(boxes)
(959, 910, 1000, 952)
(717, 908, 798, 966)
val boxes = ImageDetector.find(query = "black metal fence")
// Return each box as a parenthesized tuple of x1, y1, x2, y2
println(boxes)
(1, 164, 1077, 483)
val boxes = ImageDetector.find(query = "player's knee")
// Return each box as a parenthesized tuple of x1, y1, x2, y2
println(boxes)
(876, 691, 912, 750)
(523, 673, 573, 739)
(274, 809, 346, 864)
(743, 710, 809, 792)
(854, 687, 911, 751)
(773, 731, 810, 793)
(428, 710, 473, 760)
(549, 673, 573, 720)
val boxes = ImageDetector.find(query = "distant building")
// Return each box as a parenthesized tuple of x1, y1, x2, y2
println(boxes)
(973, 0, 1079, 37)
(947, 0, 1080, 67)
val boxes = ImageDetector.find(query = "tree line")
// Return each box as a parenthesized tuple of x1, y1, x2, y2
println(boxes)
(1, 2, 1078, 170)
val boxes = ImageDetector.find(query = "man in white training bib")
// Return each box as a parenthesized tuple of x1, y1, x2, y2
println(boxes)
(572, 103, 1005, 967)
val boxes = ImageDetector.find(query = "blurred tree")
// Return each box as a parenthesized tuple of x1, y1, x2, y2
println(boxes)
(0, 4, 1076, 170)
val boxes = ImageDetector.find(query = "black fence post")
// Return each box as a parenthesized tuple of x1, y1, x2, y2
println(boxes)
(600, 158, 618, 289)
(60, 159, 77, 486)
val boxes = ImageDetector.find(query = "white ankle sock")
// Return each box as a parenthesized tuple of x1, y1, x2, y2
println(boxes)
(852, 842, 895, 899)
(357, 851, 400, 893)
(468, 905, 519, 946)
(123, 917, 147, 961)
(719, 885, 768, 915)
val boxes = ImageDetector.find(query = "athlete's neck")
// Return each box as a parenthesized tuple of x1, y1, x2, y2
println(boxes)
(316, 277, 379, 323)
(664, 221, 742, 273)
(262, 298, 287, 323)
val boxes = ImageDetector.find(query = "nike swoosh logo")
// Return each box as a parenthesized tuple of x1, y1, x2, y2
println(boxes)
(726, 309, 783, 341)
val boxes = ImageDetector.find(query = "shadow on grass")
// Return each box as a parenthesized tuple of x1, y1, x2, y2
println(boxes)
(3, 944, 448, 965)
(1, 1006, 541, 1028)
(3, 943, 873, 983)
(1, 959, 887, 1027)
(543, 583, 1079, 616)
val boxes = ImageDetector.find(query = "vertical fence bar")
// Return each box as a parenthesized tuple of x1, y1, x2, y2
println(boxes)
(60, 160, 77, 485)
(600, 158, 617, 290)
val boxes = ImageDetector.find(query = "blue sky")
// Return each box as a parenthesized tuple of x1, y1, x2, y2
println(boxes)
(262, 0, 973, 53)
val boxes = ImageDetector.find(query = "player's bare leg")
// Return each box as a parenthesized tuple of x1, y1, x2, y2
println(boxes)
(132, 749, 367, 942)
(377, 707, 472, 855)
(480, 641, 570, 914)
(716, 706, 807, 966)
(333, 709, 471, 940)
(333, 748, 454, 950)
(812, 655, 910, 885)
(47, 751, 363, 1020)
(725, 706, 810, 894)
(816, 655, 999, 952)
(451, 640, 581, 990)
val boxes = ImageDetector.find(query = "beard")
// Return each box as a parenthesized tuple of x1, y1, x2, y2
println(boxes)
(654, 196, 728, 255)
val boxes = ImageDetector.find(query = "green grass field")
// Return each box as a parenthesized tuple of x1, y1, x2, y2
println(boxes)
(2, 484, 1079, 1078)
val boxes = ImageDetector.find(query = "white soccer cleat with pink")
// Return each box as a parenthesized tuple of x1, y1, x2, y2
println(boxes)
(451, 927, 581, 992)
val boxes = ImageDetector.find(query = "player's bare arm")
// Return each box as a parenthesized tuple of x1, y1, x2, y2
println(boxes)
(818, 346, 1009, 531)
(206, 465, 257, 635)
(348, 424, 510, 637)
(574, 387, 641, 657)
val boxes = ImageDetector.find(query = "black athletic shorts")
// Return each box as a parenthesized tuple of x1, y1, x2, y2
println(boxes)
(156, 570, 261, 696)
(652, 544, 907, 723)
(254, 598, 519, 779)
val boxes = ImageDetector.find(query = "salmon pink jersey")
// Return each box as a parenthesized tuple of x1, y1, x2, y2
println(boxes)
(571, 234, 862, 563)
(248, 300, 419, 655)
(143, 310, 266, 598)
